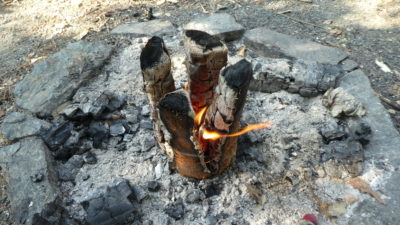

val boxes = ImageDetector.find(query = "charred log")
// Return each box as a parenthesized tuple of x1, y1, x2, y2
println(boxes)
(200, 59, 253, 172)
(184, 30, 228, 113)
(140, 36, 176, 156)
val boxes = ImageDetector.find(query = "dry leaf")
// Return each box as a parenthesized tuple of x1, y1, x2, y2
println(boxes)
(348, 177, 386, 205)
(344, 193, 359, 205)
(236, 46, 246, 57)
(329, 28, 343, 36)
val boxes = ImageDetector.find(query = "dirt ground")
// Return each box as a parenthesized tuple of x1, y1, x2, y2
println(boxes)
(0, 0, 399, 224)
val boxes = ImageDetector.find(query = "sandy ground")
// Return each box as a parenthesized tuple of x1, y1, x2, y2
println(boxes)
(0, 0, 399, 224)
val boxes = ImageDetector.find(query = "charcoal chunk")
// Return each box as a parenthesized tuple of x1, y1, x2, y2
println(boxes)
(147, 181, 160, 192)
(164, 200, 184, 220)
(40, 120, 73, 151)
(88, 122, 109, 148)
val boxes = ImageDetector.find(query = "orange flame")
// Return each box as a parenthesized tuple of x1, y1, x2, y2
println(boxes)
(194, 106, 207, 127)
(201, 121, 273, 140)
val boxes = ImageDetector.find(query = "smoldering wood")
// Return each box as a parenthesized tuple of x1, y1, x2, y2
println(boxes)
(140, 36, 176, 156)
(201, 59, 253, 172)
(157, 90, 210, 179)
(184, 30, 228, 113)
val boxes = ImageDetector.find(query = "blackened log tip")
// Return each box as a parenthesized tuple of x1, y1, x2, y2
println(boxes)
(223, 59, 253, 90)
(140, 36, 169, 70)
(158, 91, 191, 115)
(185, 30, 223, 51)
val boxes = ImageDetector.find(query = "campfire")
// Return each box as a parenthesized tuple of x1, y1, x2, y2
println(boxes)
(140, 31, 272, 179)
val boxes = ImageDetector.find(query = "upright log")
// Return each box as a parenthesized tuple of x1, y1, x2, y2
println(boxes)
(200, 59, 253, 173)
(140, 36, 176, 157)
(184, 30, 228, 113)
(157, 90, 209, 179)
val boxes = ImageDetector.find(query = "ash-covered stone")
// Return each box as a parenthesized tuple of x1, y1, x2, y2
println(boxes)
(147, 181, 160, 192)
(82, 178, 137, 225)
(14, 41, 113, 116)
(0, 138, 61, 225)
(83, 152, 97, 164)
(140, 119, 153, 130)
(124, 106, 139, 124)
(40, 120, 73, 151)
(88, 121, 109, 148)
(185, 189, 205, 203)
(184, 13, 244, 42)
(164, 200, 184, 220)
(321, 140, 363, 162)
(323, 87, 366, 118)
(1, 112, 51, 141)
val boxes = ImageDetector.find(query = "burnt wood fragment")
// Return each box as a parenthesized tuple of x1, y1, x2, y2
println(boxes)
(184, 30, 228, 113)
(140, 36, 176, 156)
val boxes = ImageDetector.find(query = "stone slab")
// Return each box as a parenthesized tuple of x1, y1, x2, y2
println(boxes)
(1, 112, 50, 141)
(0, 137, 61, 225)
(111, 19, 176, 36)
(338, 70, 400, 224)
(14, 41, 113, 116)
(244, 27, 349, 64)
(184, 13, 244, 42)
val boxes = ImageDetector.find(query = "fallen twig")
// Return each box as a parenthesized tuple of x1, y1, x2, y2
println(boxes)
(376, 93, 400, 111)
(276, 13, 326, 30)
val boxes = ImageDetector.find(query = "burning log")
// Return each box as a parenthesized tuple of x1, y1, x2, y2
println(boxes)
(184, 30, 228, 113)
(140, 36, 176, 157)
(157, 60, 254, 179)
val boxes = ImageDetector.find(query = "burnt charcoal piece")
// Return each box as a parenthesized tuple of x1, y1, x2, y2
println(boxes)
(40, 120, 73, 151)
(109, 121, 126, 137)
(30, 173, 44, 183)
(321, 140, 363, 162)
(319, 120, 348, 144)
(83, 151, 97, 164)
(88, 121, 109, 148)
(347, 119, 372, 146)
(202, 183, 222, 198)
(164, 200, 184, 220)
(147, 181, 160, 192)
(132, 185, 148, 203)
(106, 95, 127, 112)
(82, 178, 137, 225)
(58, 155, 85, 182)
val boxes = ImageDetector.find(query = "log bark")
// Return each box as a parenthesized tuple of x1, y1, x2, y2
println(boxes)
(200, 59, 253, 173)
(184, 30, 228, 113)
(140, 36, 176, 157)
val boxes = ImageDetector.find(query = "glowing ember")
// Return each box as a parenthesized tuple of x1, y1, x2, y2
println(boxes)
(201, 121, 273, 140)
(194, 106, 207, 127)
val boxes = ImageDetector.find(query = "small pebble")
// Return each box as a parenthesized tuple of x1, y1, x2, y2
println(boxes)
(148, 181, 161, 192)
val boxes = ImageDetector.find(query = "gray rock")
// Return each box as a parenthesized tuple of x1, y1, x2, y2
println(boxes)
(14, 41, 113, 116)
(40, 120, 74, 151)
(110, 122, 126, 136)
(1, 112, 50, 141)
(111, 19, 176, 36)
(0, 137, 61, 225)
(141, 135, 156, 152)
(83, 151, 97, 164)
(338, 70, 400, 224)
(185, 189, 205, 203)
(340, 59, 358, 71)
(244, 28, 348, 64)
(322, 87, 366, 118)
(319, 120, 347, 143)
(83, 178, 137, 225)
(184, 13, 244, 42)
(151, 213, 170, 225)
(147, 181, 161, 192)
